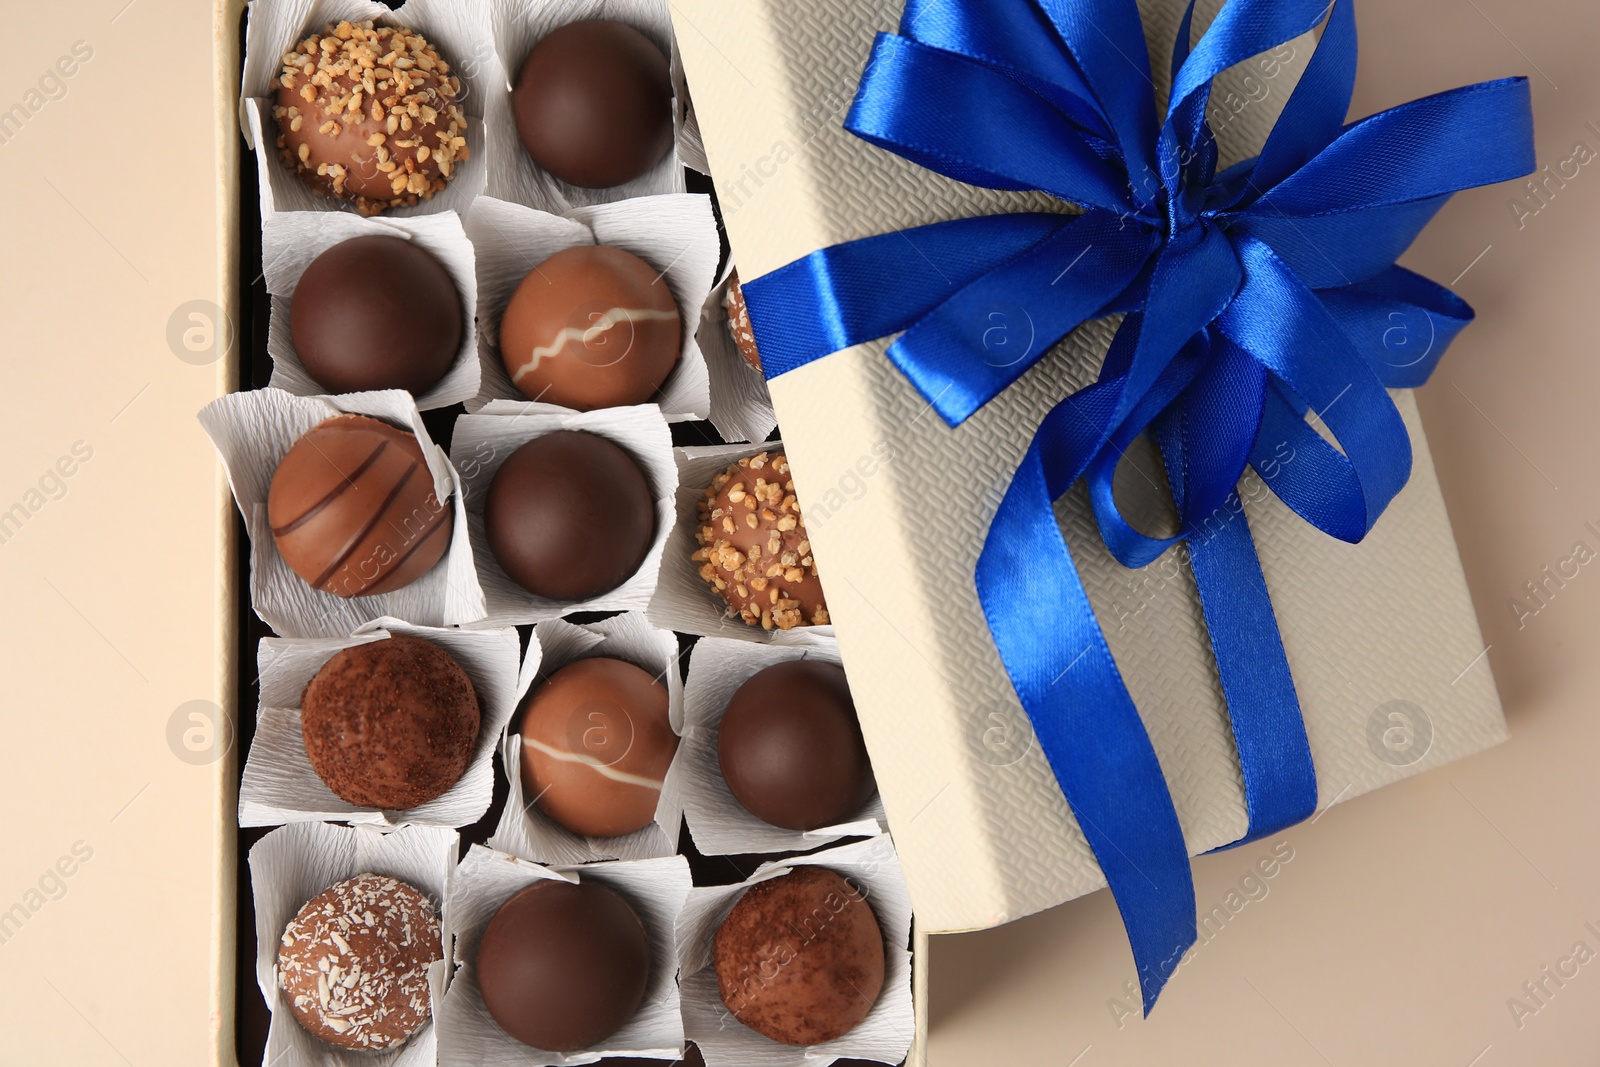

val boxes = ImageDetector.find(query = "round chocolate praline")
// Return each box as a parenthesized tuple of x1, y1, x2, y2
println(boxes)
(520, 657, 678, 838)
(713, 866, 885, 1046)
(278, 873, 440, 1051)
(291, 235, 462, 395)
(498, 244, 681, 410)
(723, 271, 763, 373)
(484, 431, 655, 601)
(719, 660, 875, 831)
(268, 414, 453, 598)
(273, 21, 469, 215)
(512, 20, 673, 188)
(477, 879, 652, 1051)
(301, 634, 480, 810)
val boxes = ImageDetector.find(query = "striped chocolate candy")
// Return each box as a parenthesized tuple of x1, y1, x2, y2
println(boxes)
(267, 414, 453, 598)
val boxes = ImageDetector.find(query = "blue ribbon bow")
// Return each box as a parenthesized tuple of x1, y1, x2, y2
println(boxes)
(741, 0, 1534, 1011)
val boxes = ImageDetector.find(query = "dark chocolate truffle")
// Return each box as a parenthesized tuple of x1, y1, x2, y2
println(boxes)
(268, 414, 453, 597)
(290, 235, 462, 395)
(520, 657, 678, 838)
(693, 452, 828, 630)
(477, 879, 652, 1051)
(273, 21, 469, 216)
(484, 431, 655, 600)
(499, 244, 681, 409)
(719, 661, 875, 831)
(512, 21, 673, 188)
(301, 634, 480, 809)
(713, 866, 885, 1046)
(723, 271, 762, 373)
(278, 873, 440, 1051)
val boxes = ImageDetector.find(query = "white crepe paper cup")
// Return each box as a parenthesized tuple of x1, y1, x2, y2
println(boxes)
(436, 845, 691, 1065)
(676, 835, 914, 1067)
(262, 209, 481, 409)
(198, 387, 487, 638)
(488, 613, 685, 864)
(449, 400, 678, 627)
(250, 821, 459, 1067)
(240, 618, 526, 828)
(462, 194, 717, 421)
(701, 261, 777, 445)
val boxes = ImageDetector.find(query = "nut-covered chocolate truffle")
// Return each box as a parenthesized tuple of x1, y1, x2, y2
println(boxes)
(520, 657, 678, 838)
(512, 21, 673, 189)
(713, 866, 885, 1046)
(693, 452, 827, 630)
(499, 245, 681, 410)
(268, 414, 453, 598)
(718, 661, 875, 831)
(723, 271, 762, 373)
(273, 21, 469, 215)
(477, 879, 652, 1051)
(278, 873, 441, 1051)
(484, 431, 655, 601)
(301, 634, 480, 810)
(290, 235, 462, 395)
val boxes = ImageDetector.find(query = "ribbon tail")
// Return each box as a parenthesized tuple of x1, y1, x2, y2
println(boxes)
(978, 407, 1195, 1014)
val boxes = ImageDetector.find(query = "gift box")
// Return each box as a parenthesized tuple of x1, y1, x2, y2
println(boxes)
(670, 0, 1532, 1014)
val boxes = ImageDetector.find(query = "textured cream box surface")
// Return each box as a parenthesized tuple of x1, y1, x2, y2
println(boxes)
(670, 0, 1507, 935)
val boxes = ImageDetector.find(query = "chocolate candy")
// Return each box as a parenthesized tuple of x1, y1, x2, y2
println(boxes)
(268, 414, 452, 597)
(484, 431, 655, 600)
(477, 879, 652, 1051)
(499, 245, 681, 409)
(301, 634, 480, 809)
(713, 866, 885, 1046)
(718, 660, 875, 831)
(290, 235, 462, 395)
(278, 874, 440, 1051)
(512, 21, 673, 188)
(272, 21, 469, 215)
(723, 271, 762, 372)
(520, 657, 678, 838)
(693, 452, 828, 630)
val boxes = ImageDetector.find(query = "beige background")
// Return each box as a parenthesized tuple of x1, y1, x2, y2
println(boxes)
(927, 0, 1600, 1064)
(0, 1, 1592, 1066)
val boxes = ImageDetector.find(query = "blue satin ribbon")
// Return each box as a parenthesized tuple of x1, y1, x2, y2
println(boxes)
(741, 0, 1535, 1011)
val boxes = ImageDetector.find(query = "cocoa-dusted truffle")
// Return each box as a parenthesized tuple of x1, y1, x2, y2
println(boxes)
(713, 866, 885, 1046)
(290, 235, 462, 395)
(512, 20, 673, 189)
(693, 452, 827, 630)
(477, 879, 652, 1051)
(278, 873, 440, 1050)
(273, 20, 469, 215)
(520, 657, 678, 838)
(301, 634, 480, 809)
(268, 414, 452, 598)
(484, 431, 656, 601)
(723, 271, 762, 373)
(499, 245, 681, 410)
(719, 661, 875, 831)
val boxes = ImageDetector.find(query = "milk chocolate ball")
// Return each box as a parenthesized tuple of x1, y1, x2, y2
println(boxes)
(291, 235, 462, 395)
(499, 244, 681, 410)
(512, 20, 673, 188)
(713, 866, 885, 1046)
(477, 879, 652, 1051)
(278, 874, 440, 1051)
(301, 634, 480, 810)
(484, 431, 655, 601)
(520, 657, 678, 838)
(273, 21, 469, 215)
(268, 414, 453, 598)
(693, 452, 827, 630)
(718, 660, 875, 831)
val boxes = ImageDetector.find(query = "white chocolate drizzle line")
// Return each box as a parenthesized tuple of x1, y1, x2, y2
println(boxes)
(511, 307, 680, 381)
(521, 736, 666, 789)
